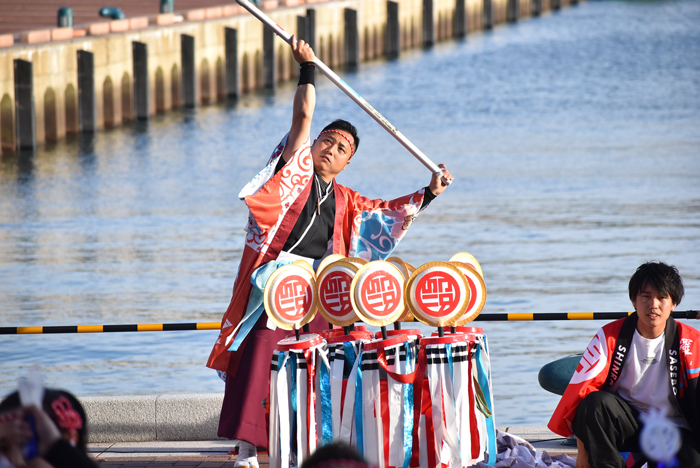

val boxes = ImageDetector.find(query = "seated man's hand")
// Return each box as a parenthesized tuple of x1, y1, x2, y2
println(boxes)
(576, 437, 590, 468)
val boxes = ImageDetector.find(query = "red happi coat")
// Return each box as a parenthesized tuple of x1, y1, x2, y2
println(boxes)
(548, 313, 700, 437)
(207, 135, 428, 377)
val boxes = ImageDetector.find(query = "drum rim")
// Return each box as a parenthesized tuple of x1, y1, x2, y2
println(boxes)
(420, 333, 468, 345)
(276, 333, 324, 351)
(455, 326, 484, 335)
(363, 333, 409, 350)
(375, 329, 423, 339)
(326, 331, 373, 343)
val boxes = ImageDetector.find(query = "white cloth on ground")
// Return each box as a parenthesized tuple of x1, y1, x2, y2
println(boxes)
(473, 430, 576, 468)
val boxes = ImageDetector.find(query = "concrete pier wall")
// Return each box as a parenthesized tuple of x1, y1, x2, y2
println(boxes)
(80, 394, 225, 442)
(0, 0, 577, 154)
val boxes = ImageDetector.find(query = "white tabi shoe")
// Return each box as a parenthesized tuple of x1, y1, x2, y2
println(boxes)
(233, 439, 259, 468)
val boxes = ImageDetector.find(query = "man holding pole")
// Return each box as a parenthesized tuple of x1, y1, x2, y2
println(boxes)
(206, 37, 453, 467)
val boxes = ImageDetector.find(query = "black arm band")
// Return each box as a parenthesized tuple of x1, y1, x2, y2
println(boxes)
(298, 62, 316, 86)
(421, 186, 437, 209)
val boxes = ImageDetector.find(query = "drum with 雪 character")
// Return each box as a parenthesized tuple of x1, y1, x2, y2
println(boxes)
(405, 262, 470, 327)
(351, 261, 406, 327)
(264, 264, 318, 330)
(316, 260, 360, 327)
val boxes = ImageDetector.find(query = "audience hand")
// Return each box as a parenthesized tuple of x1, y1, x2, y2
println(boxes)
(22, 407, 60, 457)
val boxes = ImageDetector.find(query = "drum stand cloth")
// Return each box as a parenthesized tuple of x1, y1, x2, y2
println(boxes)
(419, 334, 497, 468)
(268, 332, 497, 468)
(326, 333, 371, 447)
(269, 334, 330, 468)
(360, 336, 418, 468)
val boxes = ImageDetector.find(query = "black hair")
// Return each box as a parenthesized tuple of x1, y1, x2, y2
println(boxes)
(628, 262, 684, 306)
(300, 442, 366, 468)
(321, 120, 360, 153)
(0, 388, 88, 452)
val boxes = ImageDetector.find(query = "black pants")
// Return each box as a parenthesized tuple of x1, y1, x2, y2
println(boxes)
(572, 391, 700, 468)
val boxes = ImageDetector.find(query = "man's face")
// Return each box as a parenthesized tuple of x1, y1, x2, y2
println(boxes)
(633, 284, 676, 338)
(311, 130, 353, 182)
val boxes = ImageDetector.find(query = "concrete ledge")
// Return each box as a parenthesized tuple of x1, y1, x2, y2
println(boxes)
(129, 17, 149, 30)
(110, 19, 130, 33)
(79, 394, 576, 460)
(152, 13, 175, 26)
(87, 22, 111, 36)
(89, 440, 236, 458)
(87, 427, 576, 459)
(51, 27, 73, 42)
(155, 394, 223, 441)
(82, 395, 158, 443)
(0, 34, 15, 48)
(21, 30, 51, 44)
(81, 394, 224, 443)
(206, 7, 223, 19)
(223, 5, 241, 16)
(185, 9, 206, 22)
(260, 0, 280, 10)
(504, 425, 577, 457)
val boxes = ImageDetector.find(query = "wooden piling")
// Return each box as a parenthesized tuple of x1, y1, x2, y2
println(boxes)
(181, 34, 196, 106)
(483, 0, 494, 30)
(423, 0, 435, 46)
(344, 8, 359, 68)
(386, 1, 400, 57)
(263, 26, 276, 90)
(532, 0, 542, 17)
(306, 9, 316, 51)
(297, 16, 308, 43)
(507, 0, 519, 22)
(13, 59, 35, 150)
(454, 0, 466, 38)
(77, 50, 96, 133)
(224, 28, 240, 99)
(132, 41, 149, 119)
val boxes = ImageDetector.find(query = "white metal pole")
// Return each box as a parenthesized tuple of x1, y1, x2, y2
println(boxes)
(235, 0, 451, 185)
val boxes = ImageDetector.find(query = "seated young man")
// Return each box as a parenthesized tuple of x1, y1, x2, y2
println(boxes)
(549, 262, 700, 468)
(206, 36, 453, 468)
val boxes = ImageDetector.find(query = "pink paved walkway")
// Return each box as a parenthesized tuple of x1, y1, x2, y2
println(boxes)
(0, 0, 241, 35)
(95, 452, 270, 467)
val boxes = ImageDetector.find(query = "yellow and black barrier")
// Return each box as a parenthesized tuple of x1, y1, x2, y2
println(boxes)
(0, 322, 221, 335)
(0, 311, 697, 335)
(480, 310, 699, 321)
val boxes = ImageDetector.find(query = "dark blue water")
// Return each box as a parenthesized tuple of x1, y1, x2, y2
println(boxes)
(1, 0, 699, 426)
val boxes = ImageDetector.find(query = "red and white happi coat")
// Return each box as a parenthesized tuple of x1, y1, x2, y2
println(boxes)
(207, 134, 429, 375)
(548, 314, 700, 437)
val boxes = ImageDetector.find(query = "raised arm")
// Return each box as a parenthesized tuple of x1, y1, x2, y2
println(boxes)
(281, 35, 317, 163)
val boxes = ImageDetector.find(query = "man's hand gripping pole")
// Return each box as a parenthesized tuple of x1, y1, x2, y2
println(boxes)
(234, 0, 452, 187)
